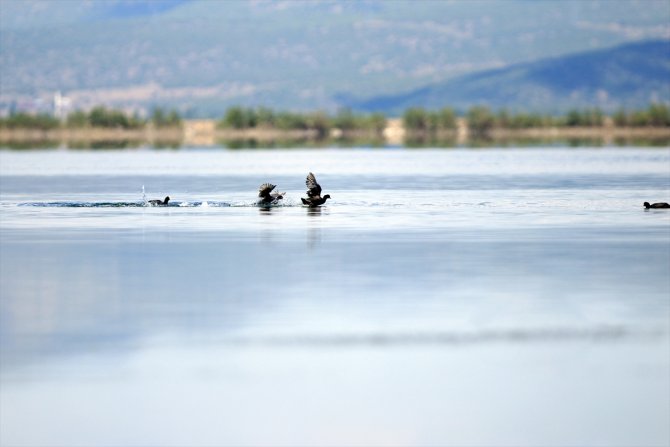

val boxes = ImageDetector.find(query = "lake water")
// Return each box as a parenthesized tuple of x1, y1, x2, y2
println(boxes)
(1, 147, 669, 446)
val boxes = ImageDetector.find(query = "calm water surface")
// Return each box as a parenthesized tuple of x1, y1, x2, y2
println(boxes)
(1, 147, 669, 446)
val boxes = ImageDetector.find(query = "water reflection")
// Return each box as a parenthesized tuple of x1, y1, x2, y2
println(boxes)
(3, 136, 668, 150)
(0, 139, 61, 150)
(3, 227, 667, 369)
(405, 135, 458, 148)
(1, 147, 669, 446)
(220, 326, 660, 347)
(76, 139, 145, 149)
(220, 136, 386, 149)
(306, 206, 323, 216)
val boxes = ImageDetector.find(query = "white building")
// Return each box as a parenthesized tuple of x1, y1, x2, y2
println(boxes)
(53, 91, 72, 119)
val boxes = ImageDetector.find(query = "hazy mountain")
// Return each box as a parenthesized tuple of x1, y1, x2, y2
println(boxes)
(1, 0, 669, 116)
(348, 40, 670, 114)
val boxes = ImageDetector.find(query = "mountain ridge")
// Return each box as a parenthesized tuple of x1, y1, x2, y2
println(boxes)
(346, 40, 670, 114)
(1, 1, 669, 116)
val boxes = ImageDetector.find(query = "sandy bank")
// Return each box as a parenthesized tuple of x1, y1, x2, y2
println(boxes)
(1, 119, 669, 146)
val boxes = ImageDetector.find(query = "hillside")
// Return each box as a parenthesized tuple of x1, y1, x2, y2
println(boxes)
(349, 40, 670, 114)
(1, 1, 669, 116)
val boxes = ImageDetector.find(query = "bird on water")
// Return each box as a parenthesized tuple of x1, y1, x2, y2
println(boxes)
(148, 196, 170, 206)
(301, 172, 331, 207)
(644, 202, 670, 209)
(258, 183, 284, 205)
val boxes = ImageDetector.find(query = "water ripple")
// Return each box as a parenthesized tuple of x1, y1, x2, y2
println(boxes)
(222, 326, 664, 347)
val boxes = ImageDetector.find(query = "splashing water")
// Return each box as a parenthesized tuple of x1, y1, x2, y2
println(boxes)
(19, 200, 241, 208)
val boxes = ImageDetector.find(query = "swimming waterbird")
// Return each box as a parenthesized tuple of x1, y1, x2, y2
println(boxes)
(644, 202, 670, 209)
(148, 196, 170, 206)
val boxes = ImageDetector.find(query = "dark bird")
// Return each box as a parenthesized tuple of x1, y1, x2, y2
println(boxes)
(644, 202, 670, 209)
(258, 183, 284, 205)
(148, 196, 170, 206)
(301, 172, 331, 207)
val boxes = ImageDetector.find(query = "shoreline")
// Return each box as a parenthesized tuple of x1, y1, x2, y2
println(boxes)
(1, 119, 669, 147)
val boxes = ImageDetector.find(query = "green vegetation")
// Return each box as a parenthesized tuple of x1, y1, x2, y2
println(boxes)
(1, 107, 185, 130)
(545, 104, 668, 127)
(469, 105, 604, 131)
(219, 107, 323, 131)
(65, 110, 88, 128)
(400, 103, 670, 138)
(613, 104, 670, 127)
(466, 106, 495, 137)
(86, 107, 144, 129)
(562, 108, 604, 127)
(65, 107, 146, 129)
(0, 113, 60, 130)
(402, 107, 457, 133)
(495, 109, 556, 129)
(2, 104, 669, 137)
(217, 106, 386, 136)
(151, 107, 182, 128)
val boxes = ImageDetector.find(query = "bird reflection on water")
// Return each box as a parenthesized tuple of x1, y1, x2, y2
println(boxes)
(306, 206, 322, 216)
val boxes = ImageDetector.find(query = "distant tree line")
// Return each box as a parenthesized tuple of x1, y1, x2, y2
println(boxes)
(65, 107, 145, 129)
(402, 107, 457, 132)
(218, 106, 386, 136)
(612, 104, 670, 127)
(0, 107, 182, 130)
(148, 108, 183, 128)
(0, 113, 61, 130)
(2, 104, 669, 134)
(403, 104, 670, 136)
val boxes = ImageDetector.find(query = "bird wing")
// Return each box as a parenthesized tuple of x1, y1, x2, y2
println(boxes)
(305, 172, 322, 197)
(258, 183, 276, 197)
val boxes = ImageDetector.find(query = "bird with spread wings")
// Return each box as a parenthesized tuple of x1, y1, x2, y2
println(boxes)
(258, 183, 284, 205)
(301, 172, 331, 207)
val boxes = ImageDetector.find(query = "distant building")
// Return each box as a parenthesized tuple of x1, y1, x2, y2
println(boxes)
(53, 91, 72, 119)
